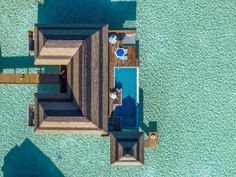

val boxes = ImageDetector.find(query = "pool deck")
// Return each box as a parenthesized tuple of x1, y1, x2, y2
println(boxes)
(108, 30, 139, 116)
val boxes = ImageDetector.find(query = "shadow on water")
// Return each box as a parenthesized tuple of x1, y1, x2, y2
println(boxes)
(0, 47, 58, 74)
(0, 45, 35, 74)
(37, 66, 60, 93)
(0, 47, 59, 93)
(0, 56, 34, 74)
(139, 88, 158, 136)
(38, 0, 136, 29)
(0, 46, 2, 73)
(1, 138, 64, 177)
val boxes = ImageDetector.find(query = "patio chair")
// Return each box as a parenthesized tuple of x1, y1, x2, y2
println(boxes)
(122, 33, 136, 45)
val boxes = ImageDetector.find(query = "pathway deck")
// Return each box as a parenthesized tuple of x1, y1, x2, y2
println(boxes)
(0, 74, 59, 84)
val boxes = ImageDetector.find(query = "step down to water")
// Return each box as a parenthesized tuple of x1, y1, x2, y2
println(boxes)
(28, 105, 35, 127)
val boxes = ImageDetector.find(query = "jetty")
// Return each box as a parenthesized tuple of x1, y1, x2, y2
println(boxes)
(0, 74, 59, 84)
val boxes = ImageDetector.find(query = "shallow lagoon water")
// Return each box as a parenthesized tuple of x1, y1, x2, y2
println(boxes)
(0, 0, 236, 176)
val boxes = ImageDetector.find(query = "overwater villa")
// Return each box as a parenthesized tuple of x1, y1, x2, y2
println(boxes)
(33, 24, 109, 134)
(0, 23, 157, 166)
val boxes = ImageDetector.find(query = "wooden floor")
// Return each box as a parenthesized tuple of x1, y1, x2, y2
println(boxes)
(108, 31, 139, 116)
(0, 74, 59, 84)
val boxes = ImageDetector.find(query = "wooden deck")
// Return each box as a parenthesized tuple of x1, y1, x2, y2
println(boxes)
(109, 30, 139, 116)
(0, 74, 59, 84)
(144, 132, 158, 147)
(108, 30, 137, 34)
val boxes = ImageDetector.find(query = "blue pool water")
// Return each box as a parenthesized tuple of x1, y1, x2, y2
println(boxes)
(114, 67, 139, 128)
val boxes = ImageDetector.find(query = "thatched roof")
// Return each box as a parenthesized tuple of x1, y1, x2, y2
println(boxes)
(110, 132, 144, 165)
(33, 24, 108, 134)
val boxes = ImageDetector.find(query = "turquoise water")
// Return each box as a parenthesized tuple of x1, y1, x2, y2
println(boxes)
(114, 67, 138, 128)
(1, 0, 236, 177)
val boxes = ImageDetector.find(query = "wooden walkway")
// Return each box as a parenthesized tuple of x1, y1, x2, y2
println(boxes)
(0, 74, 59, 84)
(108, 30, 139, 116)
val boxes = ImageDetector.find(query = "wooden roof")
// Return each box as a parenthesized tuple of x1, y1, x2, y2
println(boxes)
(33, 24, 109, 134)
(110, 132, 144, 165)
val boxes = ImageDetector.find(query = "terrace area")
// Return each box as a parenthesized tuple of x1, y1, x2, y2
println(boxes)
(108, 30, 140, 130)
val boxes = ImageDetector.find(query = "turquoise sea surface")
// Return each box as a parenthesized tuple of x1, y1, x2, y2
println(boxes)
(0, 0, 236, 176)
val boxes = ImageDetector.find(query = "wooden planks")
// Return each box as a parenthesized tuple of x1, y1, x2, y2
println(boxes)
(109, 30, 136, 34)
(0, 74, 59, 84)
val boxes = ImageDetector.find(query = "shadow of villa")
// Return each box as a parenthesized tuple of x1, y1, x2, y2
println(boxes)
(1, 139, 65, 177)
(0, 55, 35, 74)
(115, 96, 137, 128)
(38, 0, 137, 29)
(139, 88, 158, 135)
(0, 46, 58, 74)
